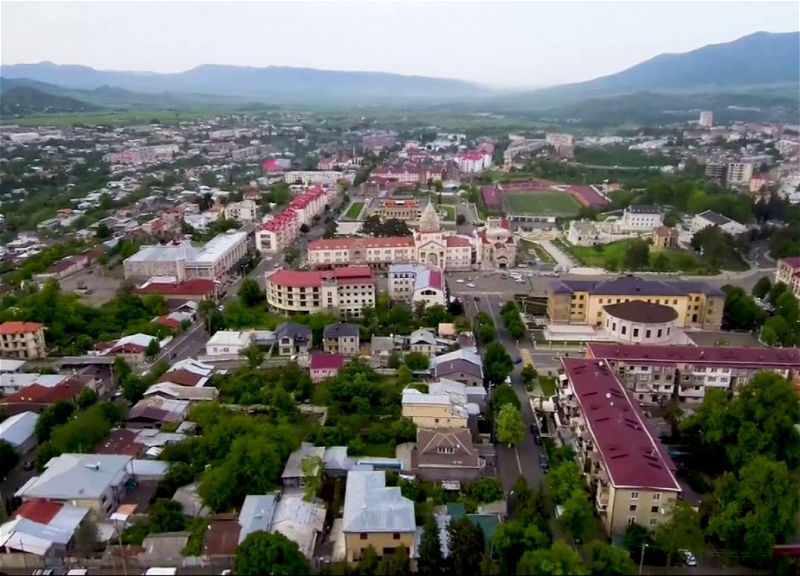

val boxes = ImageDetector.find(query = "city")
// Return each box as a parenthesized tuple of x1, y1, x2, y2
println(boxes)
(0, 3, 799, 576)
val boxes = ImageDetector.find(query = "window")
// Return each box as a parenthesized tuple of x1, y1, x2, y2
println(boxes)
(651, 506, 660, 514)
(360, 533, 368, 540)
(437, 446, 455, 455)
(393, 533, 400, 540)
(629, 504, 637, 512)
(627, 517, 636, 525)
(631, 491, 639, 500)
(621, 326, 627, 335)
(645, 330, 651, 338)
(649, 518, 659, 526)
(653, 493, 661, 501)
(633, 328, 639, 337)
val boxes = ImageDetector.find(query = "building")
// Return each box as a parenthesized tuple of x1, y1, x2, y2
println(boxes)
(727, 162, 753, 186)
(401, 389, 469, 429)
(342, 470, 415, 563)
(547, 276, 725, 330)
(567, 220, 602, 246)
(265, 266, 376, 318)
(408, 329, 438, 358)
(309, 352, 346, 382)
(256, 210, 299, 254)
(282, 443, 327, 488)
(205, 331, 253, 357)
(620, 206, 663, 231)
(94, 333, 161, 365)
(705, 163, 727, 186)
(690, 211, 747, 236)
(274, 323, 313, 357)
(366, 197, 425, 222)
(585, 343, 800, 404)
(431, 349, 484, 386)
(652, 227, 679, 252)
(283, 171, 342, 185)
(600, 302, 679, 345)
(0, 500, 91, 559)
(15, 454, 133, 516)
(413, 428, 484, 482)
(558, 358, 681, 535)
(775, 257, 800, 300)
(322, 323, 360, 356)
(388, 264, 446, 307)
(126, 396, 190, 429)
(123, 231, 249, 281)
(698, 111, 714, 128)
(133, 277, 218, 301)
(0, 321, 47, 360)
(474, 217, 517, 270)
(455, 151, 492, 173)
(0, 411, 38, 454)
(224, 199, 258, 222)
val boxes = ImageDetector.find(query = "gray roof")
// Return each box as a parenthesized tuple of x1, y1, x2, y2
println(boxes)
(626, 205, 662, 214)
(322, 446, 350, 471)
(433, 359, 484, 380)
(275, 322, 312, 343)
(238, 494, 278, 544)
(371, 337, 395, 353)
(282, 443, 325, 479)
(16, 454, 131, 500)
(409, 328, 437, 346)
(551, 276, 724, 298)
(342, 471, 416, 533)
(323, 323, 360, 339)
(0, 411, 37, 448)
(697, 210, 733, 226)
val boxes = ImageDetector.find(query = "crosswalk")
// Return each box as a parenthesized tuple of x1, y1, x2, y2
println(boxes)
(451, 290, 507, 296)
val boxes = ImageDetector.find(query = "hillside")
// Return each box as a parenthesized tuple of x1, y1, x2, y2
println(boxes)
(0, 86, 103, 115)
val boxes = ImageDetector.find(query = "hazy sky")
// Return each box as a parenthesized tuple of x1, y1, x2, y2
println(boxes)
(2, 1, 798, 88)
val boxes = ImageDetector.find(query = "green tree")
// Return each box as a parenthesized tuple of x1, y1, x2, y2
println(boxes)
(0, 440, 20, 478)
(466, 477, 504, 503)
(240, 345, 265, 370)
(456, 214, 466, 225)
(752, 276, 772, 299)
(387, 352, 402, 370)
(122, 375, 148, 404)
(493, 520, 550, 574)
(496, 404, 525, 447)
(623, 239, 650, 271)
(521, 364, 538, 386)
(95, 222, 111, 239)
(585, 541, 636, 575)
(517, 540, 586, 575)
(768, 281, 789, 305)
(491, 384, 520, 413)
(378, 544, 411, 575)
(558, 489, 595, 541)
(234, 531, 310, 576)
(73, 518, 99, 557)
(358, 545, 380, 575)
(35, 442, 61, 472)
(418, 515, 444, 576)
(148, 499, 186, 533)
(448, 517, 485, 576)
(404, 351, 430, 371)
(653, 499, 704, 567)
(652, 252, 669, 272)
(301, 455, 322, 502)
(238, 277, 264, 307)
(546, 460, 583, 505)
(76, 387, 99, 409)
(484, 341, 513, 386)
(145, 338, 161, 359)
(397, 365, 413, 385)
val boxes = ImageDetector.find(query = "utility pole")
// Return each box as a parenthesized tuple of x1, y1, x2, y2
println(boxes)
(638, 542, 648, 575)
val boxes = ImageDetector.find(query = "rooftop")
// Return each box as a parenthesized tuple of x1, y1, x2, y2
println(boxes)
(0, 411, 38, 448)
(342, 470, 415, 533)
(697, 210, 735, 226)
(16, 454, 132, 500)
(603, 301, 679, 324)
(551, 275, 725, 298)
(309, 352, 346, 371)
(0, 321, 43, 335)
(586, 343, 800, 368)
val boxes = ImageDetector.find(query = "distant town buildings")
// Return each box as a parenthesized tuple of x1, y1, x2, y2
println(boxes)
(775, 257, 800, 301)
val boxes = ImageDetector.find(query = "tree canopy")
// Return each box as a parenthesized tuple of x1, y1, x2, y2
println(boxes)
(496, 404, 525, 447)
(360, 215, 412, 237)
(516, 540, 586, 575)
(484, 341, 513, 386)
(233, 531, 310, 576)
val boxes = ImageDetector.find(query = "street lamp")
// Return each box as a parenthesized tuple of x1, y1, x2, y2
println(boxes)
(638, 543, 649, 575)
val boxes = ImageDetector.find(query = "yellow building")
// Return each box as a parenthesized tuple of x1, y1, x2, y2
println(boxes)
(0, 321, 47, 359)
(559, 358, 681, 535)
(651, 227, 679, 252)
(401, 389, 468, 428)
(547, 276, 724, 330)
(342, 470, 416, 563)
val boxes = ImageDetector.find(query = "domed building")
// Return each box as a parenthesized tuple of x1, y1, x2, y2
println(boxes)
(601, 301, 678, 344)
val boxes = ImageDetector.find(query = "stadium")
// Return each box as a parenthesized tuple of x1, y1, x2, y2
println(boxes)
(481, 180, 608, 224)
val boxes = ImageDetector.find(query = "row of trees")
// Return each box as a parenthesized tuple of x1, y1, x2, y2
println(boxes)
(500, 301, 527, 340)
(474, 311, 496, 344)
(723, 279, 800, 346)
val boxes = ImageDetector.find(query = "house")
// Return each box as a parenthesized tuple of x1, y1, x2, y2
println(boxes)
(309, 353, 346, 382)
(401, 389, 469, 429)
(15, 454, 133, 516)
(144, 383, 218, 402)
(0, 411, 38, 454)
(413, 428, 484, 482)
(428, 378, 487, 410)
(323, 323, 360, 356)
(620, 205, 663, 231)
(342, 470, 416, 563)
(281, 443, 326, 488)
(775, 256, 800, 301)
(133, 277, 218, 301)
(652, 227, 679, 252)
(125, 397, 190, 429)
(0, 377, 88, 416)
(0, 358, 27, 374)
(0, 500, 91, 558)
(0, 321, 47, 360)
(274, 323, 312, 357)
(157, 364, 213, 388)
(408, 329, 437, 358)
(94, 333, 162, 365)
(204, 330, 252, 357)
(690, 210, 747, 236)
(430, 349, 484, 387)
(388, 264, 447, 307)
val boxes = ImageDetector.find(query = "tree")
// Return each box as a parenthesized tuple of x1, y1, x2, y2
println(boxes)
(387, 352, 402, 370)
(95, 222, 111, 239)
(521, 364, 538, 386)
(653, 499, 703, 567)
(768, 281, 788, 305)
(122, 375, 148, 404)
(148, 499, 186, 533)
(466, 477, 504, 503)
(35, 442, 61, 472)
(558, 489, 595, 542)
(496, 404, 525, 447)
(623, 239, 650, 271)
(238, 278, 264, 307)
(358, 545, 380, 575)
(240, 345, 265, 370)
(546, 461, 583, 505)
(722, 286, 767, 331)
(484, 341, 513, 386)
(585, 541, 636, 575)
(0, 440, 20, 479)
(652, 252, 669, 272)
(234, 531, 310, 576)
(301, 455, 322, 502)
(404, 351, 430, 371)
(284, 246, 301, 265)
(76, 387, 98, 409)
(418, 515, 445, 576)
(752, 276, 772, 299)
(378, 545, 411, 575)
(145, 338, 160, 359)
(493, 520, 550, 574)
(448, 517, 485, 576)
(299, 223, 310, 234)
(517, 540, 586, 575)
(491, 384, 520, 413)
(397, 365, 413, 385)
(456, 214, 467, 225)
(73, 518, 99, 556)
(360, 215, 412, 238)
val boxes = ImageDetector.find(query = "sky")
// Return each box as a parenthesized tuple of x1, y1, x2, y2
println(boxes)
(1, 1, 798, 88)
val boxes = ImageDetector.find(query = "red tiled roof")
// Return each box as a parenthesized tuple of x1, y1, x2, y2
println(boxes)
(780, 257, 800, 269)
(446, 236, 471, 247)
(134, 278, 216, 297)
(308, 236, 414, 251)
(334, 266, 373, 279)
(0, 321, 43, 335)
(268, 269, 324, 288)
(158, 369, 204, 387)
(586, 343, 800, 369)
(95, 428, 142, 456)
(15, 500, 62, 524)
(1, 379, 84, 405)
(310, 352, 345, 370)
(561, 358, 681, 492)
(155, 316, 181, 329)
(262, 159, 283, 172)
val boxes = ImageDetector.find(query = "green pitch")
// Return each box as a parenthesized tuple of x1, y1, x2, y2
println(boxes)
(504, 191, 581, 215)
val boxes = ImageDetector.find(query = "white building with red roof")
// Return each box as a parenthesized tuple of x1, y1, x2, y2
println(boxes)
(309, 352, 346, 382)
(256, 186, 334, 254)
(776, 256, 800, 301)
(474, 217, 517, 270)
(265, 266, 376, 318)
(456, 151, 492, 173)
(388, 263, 446, 308)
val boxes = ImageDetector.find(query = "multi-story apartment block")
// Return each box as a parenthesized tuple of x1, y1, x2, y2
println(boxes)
(256, 210, 299, 254)
(455, 151, 492, 173)
(775, 257, 800, 300)
(620, 205, 663, 231)
(547, 276, 724, 330)
(727, 162, 753, 186)
(585, 343, 800, 404)
(0, 321, 47, 359)
(558, 358, 681, 535)
(223, 199, 258, 222)
(102, 144, 179, 165)
(698, 111, 713, 128)
(265, 266, 376, 318)
(704, 163, 727, 186)
(388, 264, 446, 307)
(283, 171, 342, 186)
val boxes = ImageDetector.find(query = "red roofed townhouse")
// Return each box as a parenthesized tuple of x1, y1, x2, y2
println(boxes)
(309, 352, 346, 382)
(1, 377, 88, 416)
(262, 158, 284, 173)
(256, 209, 299, 254)
(776, 257, 800, 301)
(265, 266, 376, 318)
(0, 321, 47, 359)
(558, 358, 681, 536)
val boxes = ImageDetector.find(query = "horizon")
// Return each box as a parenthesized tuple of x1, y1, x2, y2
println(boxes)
(1, 2, 798, 89)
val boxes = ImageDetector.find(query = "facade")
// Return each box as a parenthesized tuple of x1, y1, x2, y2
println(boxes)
(601, 302, 679, 345)
(558, 358, 681, 535)
(366, 197, 425, 222)
(0, 322, 47, 360)
(401, 389, 469, 429)
(224, 199, 258, 222)
(547, 276, 725, 330)
(275, 323, 313, 357)
(408, 329, 438, 358)
(775, 257, 800, 300)
(256, 186, 332, 254)
(652, 227, 679, 252)
(455, 151, 492, 173)
(727, 162, 754, 186)
(585, 343, 800, 404)
(388, 264, 446, 307)
(123, 231, 248, 280)
(283, 171, 342, 185)
(205, 331, 252, 357)
(322, 323, 361, 356)
(309, 352, 346, 382)
(690, 211, 747, 236)
(705, 163, 727, 186)
(567, 220, 602, 246)
(474, 217, 517, 270)
(342, 470, 416, 563)
(620, 205, 663, 231)
(698, 111, 713, 128)
(414, 428, 484, 482)
(265, 266, 376, 318)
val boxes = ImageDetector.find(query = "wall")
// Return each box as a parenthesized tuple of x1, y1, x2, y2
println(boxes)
(345, 531, 414, 563)
(402, 404, 467, 428)
(607, 487, 678, 536)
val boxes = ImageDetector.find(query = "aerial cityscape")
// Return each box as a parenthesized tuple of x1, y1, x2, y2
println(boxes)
(0, 2, 799, 575)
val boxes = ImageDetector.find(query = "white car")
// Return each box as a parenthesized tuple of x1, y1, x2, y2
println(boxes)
(467, 283, 476, 288)
(456, 279, 465, 284)
(679, 550, 697, 567)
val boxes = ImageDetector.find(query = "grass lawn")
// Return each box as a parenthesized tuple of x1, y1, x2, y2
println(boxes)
(560, 239, 722, 274)
(439, 205, 456, 221)
(344, 202, 364, 219)
(538, 377, 557, 397)
(504, 191, 581, 215)
(357, 443, 397, 458)
(521, 240, 556, 264)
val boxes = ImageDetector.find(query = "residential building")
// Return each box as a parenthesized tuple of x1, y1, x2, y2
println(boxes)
(0, 411, 38, 454)
(15, 454, 133, 516)
(0, 321, 47, 359)
(408, 329, 438, 358)
(401, 389, 469, 429)
(125, 396, 190, 429)
(388, 264, 446, 307)
(366, 197, 425, 222)
(0, 377, 88, 416)
(322, 323, 360, 356)
(0, 500, 91, 558)
(309, 352, 346, 382)
(265, 266, 376, 318)
(257, 210, 299, 254)
(705, 163, 727, 186)
(274, 323, 313, 357)
(123, 231, 248, 280)
(413, 428, 484, 482)
(567, 220, 602, 246)
(283, 171, 342, 185)
(282, 443, 326, 488)
(429, 378, 487, 409)
(775, 257, 800, 300)
(342, 470, 415, 563)
(690, 211, 747, 236)
(652, 227, 679, 252)
(546, 276, 725, 330)
(455, 151, 492, 173)
(430, 349, 484, 387)
(133, 277, 218, 301)
(224, 199, 258, 222)
(727, 162, 753, 186)
(94, 333, 161, 365)
(585, 343, 800, 404)
(698, 111, 713, 128)
(620, 205, 663, 231)
(558, 358, 681, 535)
(205, 331, 252, 357)
(32, 254, 89, 284)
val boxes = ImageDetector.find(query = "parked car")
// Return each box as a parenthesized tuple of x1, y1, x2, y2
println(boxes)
(529, 423, 538, 434)
(534, 434, 543, 445)
(512, 355, 522, 364)
(679, 550, 697, 567)
(474, 296, 480, 301)
(23, 460, 34, 471)
(539, 454, 550, 471)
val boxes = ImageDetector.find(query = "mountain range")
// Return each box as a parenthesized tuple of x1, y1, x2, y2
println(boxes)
(0, 31, 798, 117)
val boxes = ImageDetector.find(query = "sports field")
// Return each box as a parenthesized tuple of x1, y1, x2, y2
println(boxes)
(504, 191, 581, 215)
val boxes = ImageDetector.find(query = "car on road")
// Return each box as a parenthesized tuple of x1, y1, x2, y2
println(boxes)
(511, 355, 522, 364)
(474, 296, 480, 301)
(23, 460, 34, 471)
(539, 454, 550, 471)
(456, 279, 465, 284)
(534, 434, 543, 445)
(679, 550, 697, 567)
(530, 423, 538, 434)
(467, 283, 476, 288)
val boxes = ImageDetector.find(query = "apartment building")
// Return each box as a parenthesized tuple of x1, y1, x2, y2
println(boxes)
(558, 358, 681, 535)
(388, 263, 446, 307)
(585, 343, 800, 404)
(224, 199, 258, 222)
(547, 276, 724, 330)
(620, 205, 663, 231)
(365, 197, 424, 221)
(0, 322, 47, 360)
(283, 171, 342, 185)
(256, 210, 299, 254)
(698, 111, 713, 128)
(652, 227, 679, 252)
(690, 211, 747, 236)
(102, 144, 179, 165)
(265, 266, 376, 318)
(401, 389, 469, 429)
(775, 257, 800, 300)
(455, 151, 492, 173)
(727, 162, 754, 186)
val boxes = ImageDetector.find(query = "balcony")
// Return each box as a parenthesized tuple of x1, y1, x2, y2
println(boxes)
(596, 487, 609, 512)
